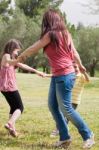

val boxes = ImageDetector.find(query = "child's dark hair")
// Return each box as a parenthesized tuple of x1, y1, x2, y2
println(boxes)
(0, 39, 22, 67)
(3, 39, 22, 55)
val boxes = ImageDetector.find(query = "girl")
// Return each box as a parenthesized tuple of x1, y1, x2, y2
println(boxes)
(0, 39, 45, 137)
(17, 9, 95, 149)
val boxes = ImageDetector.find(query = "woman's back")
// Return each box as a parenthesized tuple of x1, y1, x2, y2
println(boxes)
(45, 32, 75, 76)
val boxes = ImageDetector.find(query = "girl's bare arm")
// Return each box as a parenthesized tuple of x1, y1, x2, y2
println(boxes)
(17, 63, 47, 77)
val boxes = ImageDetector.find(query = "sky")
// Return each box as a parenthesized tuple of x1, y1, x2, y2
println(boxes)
(60, 0, 99, 26)
(10, 0, 99, 26)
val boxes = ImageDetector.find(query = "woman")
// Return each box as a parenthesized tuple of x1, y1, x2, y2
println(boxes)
(17, 9, 95, 149)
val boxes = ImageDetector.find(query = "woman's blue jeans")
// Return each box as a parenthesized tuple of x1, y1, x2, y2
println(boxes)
(48, 73, 92, 141)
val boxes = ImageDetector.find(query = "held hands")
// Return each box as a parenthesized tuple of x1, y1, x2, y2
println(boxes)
(17, 56, 26, 63)
(79, 64, 90, 82)
(36, 71, 47, 77)
(36, 71, 52, 78)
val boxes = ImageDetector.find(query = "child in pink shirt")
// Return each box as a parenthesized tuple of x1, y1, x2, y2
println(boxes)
(0, 39, 45, 137)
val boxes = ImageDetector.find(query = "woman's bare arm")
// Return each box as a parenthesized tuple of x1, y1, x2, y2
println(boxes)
(17, 34, 50, 62)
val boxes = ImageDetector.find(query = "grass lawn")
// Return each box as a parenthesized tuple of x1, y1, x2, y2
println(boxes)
(0, 73, 99, 150)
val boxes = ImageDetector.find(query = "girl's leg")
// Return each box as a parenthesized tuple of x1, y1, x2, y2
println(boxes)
(7, 91, 24, 127)
(1, 91, 24, 135)
(8, 109, 21, 128)
(48, 77, 70, 141)
(5, 109, 21, 137)
(55, 73, 92, 141)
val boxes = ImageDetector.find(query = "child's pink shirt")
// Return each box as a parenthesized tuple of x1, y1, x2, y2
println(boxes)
(0, 65, 17, 92)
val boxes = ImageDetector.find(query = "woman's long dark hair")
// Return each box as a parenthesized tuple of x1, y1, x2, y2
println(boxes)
(41, 9, 69, 49)
(0, 39, 22, 66)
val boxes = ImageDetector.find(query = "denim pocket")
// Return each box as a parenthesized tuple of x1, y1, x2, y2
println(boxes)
(55, 76, 65, 83)
(55, 73, 75, 90)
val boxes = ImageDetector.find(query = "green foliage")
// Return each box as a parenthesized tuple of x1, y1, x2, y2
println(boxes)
(34, 51, 50, 73)
(75, 27, 99, 63)
(75, 27, 99, 75)
(0, 9, 40, 52)
(0, 0, 11, 14)
(77, 22, 85, 30)
(0, 0, 12, 21)
(0, 0, 64, 70)
(15, 0, 63, 18)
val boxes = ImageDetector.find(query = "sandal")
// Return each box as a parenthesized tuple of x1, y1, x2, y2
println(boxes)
(5, 123, 18, 137)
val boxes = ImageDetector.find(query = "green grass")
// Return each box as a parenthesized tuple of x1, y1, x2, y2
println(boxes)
(0, 73, 99, 150)
(92, 70, 99, 77)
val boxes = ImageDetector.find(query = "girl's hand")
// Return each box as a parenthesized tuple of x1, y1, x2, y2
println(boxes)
(36, 71, 47, 77)
(83, 72, 90, 82)
(36, 72, 52, 78)
(79, 64, 86, 73)
(44, 73, 52, 77)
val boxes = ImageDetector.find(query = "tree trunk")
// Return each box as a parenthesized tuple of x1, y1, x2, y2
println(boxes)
(90, 66, 95, 77)
(89, 59, 98, 77)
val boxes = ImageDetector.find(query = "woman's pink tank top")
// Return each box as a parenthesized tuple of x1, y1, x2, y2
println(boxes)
(0, 65, 17, 92)
(44, 32, 75, 76)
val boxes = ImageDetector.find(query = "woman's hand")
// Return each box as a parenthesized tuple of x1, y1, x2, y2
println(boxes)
(17, 33, 50, 63)
(36, 72, 52, 78)
(36, 71, 47, 77)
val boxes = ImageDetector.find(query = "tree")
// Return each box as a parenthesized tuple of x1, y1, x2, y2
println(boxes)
(76, 27, 99, 77)
(0, 0, 11, 14)
(0, 0, 70, 73)
(0, 0, 12, 21)
(89, 58, 99, 77)
(14, 0, 64, 72)
(91, 0, 99, 14)
(83, 0, 99, 14)
(0, 9, 40, 55)
(15, 0, 63, 18)
(77, 22, 85, 31)
(33, 51, 50, 73)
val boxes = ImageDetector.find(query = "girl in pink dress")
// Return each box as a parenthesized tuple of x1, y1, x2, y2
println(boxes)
(0, 39, 45, 137)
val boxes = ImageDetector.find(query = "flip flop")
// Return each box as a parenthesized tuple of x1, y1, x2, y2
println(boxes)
(5, 123, 18, 137)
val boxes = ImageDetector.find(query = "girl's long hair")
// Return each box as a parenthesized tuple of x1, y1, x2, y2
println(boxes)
(0, 39, 22, 66)
(41, 9, 69, 49)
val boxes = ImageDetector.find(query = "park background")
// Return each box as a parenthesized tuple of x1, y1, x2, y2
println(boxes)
(0, 0, 99, 150)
